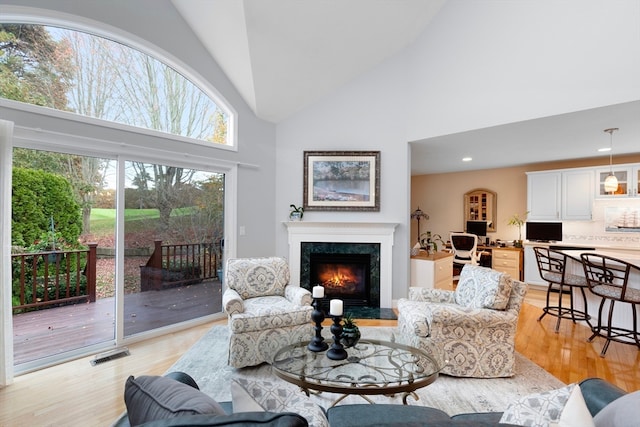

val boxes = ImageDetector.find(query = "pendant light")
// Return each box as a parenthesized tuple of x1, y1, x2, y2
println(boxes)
(603, 128, 619, 194)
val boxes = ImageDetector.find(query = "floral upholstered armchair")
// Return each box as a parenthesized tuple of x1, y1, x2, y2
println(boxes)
(222, 257, 314, 368)
(397, 264, 528, 378)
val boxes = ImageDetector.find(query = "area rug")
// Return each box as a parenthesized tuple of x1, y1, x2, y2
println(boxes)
(167, 325, 564, 416)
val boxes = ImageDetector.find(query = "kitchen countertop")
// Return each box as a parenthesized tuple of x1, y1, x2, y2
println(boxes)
(410, 250, 453, 261)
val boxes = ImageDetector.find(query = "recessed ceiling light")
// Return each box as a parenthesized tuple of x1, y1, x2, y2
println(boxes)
(462, 157, 472, 162)
(598, 147, 611, 152)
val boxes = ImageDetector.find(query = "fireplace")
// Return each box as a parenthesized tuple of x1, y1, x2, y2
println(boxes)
(284, 221, 398, 309)
(310, 252, 371, 306)
(300, 242, 380, 309)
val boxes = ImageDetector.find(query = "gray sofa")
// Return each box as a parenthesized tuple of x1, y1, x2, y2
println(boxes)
(114, 372, 629, 427)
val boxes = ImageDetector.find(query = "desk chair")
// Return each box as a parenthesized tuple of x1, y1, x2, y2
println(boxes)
(450, 233, 480, 279)
(533, 247, 591, 333)
(580, 253, 640, 357)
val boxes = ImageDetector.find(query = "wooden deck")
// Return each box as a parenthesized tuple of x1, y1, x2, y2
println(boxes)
(12, 279, 223, 365)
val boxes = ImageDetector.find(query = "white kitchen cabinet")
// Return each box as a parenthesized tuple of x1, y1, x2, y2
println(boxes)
(527, 171, 561, 221)
(523, 244, 546, 287)
(410, 252, 453, 289)
(561, 169, 593, 220)
(527, 169, 593, 221)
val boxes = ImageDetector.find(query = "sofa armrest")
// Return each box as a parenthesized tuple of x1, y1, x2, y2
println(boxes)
(140, 412, 308, 427)
(408, 287, 455, 303)
(222, 288, 244, 315)
(284, 284, 312, 306)
(579, 378, 627, 417)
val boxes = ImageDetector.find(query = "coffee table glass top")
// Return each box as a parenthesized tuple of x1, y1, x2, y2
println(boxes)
(272, 338, 440, 390)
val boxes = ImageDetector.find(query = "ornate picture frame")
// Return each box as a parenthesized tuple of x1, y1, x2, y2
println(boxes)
(303, 151, 380, 211)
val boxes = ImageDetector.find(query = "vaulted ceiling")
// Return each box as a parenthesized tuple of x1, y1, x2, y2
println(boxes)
(172, 0, 640, 173)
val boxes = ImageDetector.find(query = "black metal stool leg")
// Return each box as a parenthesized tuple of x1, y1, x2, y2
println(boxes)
(600, 299, 617, 357)
(538, 284, 553, 322)
(578, 287, 592, 329)
(554, 284, 563, 333)
(633, 303, 640, 349)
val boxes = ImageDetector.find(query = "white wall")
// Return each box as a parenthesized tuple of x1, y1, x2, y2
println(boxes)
(275, 50, 413, 302)
(406, 0, 640, 140)
(274, 0, 640, 302)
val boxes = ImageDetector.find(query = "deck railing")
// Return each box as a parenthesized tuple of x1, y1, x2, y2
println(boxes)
(11, 243, 97, 313)
(140, 240, 220, 291)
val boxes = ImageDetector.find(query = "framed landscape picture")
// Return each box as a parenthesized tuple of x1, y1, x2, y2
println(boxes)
(303, 151, 380, 211)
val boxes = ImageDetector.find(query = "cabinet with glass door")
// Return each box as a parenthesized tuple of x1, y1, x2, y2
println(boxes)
(596, 165, 640, 198)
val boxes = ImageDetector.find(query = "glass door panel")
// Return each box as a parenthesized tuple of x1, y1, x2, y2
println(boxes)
(597, 168, 629, 196)
(123, 160, 224, 337)
(12, 148, 116, 367)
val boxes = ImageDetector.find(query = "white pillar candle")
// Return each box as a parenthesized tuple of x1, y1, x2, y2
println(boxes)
(312, 285, 325, 298)
(329, 299, 343, 316)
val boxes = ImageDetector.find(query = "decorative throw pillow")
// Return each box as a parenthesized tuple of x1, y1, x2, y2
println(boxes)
(124, 375, 226, 425)
(454, 264, 513, 310)
(499, 383, 595, 427)
(231, 378, 329, 427)
(593, 390, 640, 427)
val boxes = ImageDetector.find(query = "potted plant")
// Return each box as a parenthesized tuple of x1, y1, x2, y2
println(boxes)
(508, 212, 528, 248)
(289, 204, 304, 221)
(340, 312, 361, 348)
(419, 231, 444, 253)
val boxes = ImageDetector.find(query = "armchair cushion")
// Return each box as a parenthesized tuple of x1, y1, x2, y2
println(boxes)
(455, 265, 513, 310)
(409, 287, 456, 304)
(225, 257, 290, 299)
(228, 296, 313, 334)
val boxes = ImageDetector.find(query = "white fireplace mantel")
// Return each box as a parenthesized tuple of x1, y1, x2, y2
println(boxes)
(283, 222, 398, 308)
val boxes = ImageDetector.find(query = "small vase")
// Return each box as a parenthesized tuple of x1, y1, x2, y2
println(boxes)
(341, 326, 361, 348)
(289, 212, 302, 221)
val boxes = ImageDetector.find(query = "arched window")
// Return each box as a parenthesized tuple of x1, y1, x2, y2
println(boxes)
(0, 23, 234, 147)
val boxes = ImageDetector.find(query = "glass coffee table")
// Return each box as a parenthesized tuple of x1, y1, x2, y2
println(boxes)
(272, 337, 441, 407)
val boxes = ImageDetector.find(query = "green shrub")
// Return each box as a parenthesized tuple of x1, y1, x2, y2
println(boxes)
(12, 168, 82, 247)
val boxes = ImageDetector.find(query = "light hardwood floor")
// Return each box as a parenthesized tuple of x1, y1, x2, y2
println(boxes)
(1, 289, 638, 426)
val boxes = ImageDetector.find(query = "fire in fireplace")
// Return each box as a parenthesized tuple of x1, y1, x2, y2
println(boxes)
(300, 241, 381, 309)
(310, 253, 371, 306)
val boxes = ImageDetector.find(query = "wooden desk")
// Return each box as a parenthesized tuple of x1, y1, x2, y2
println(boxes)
(410, 251, 454, 289)
(491, 247, 524, 281)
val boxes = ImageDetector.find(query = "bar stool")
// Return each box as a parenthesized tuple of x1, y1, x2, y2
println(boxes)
(533, 247, 591, 333)
(580, 253, 640, 357)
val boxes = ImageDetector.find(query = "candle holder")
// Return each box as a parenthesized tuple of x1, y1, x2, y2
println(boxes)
(307, 298, 328, 352)
(326, 315, 348, 360)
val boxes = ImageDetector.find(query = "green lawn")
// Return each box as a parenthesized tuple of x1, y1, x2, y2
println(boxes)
(90, 208, 160, 235)
(90, 208, 195, 236)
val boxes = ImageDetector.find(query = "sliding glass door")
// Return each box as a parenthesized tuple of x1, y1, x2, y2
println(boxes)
(11, 148, 116, 367)
(11, 147, 227, 370)
(123, 160, 224, 337)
